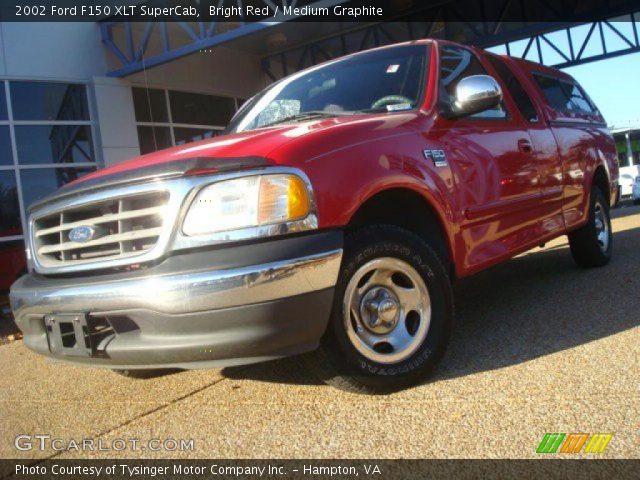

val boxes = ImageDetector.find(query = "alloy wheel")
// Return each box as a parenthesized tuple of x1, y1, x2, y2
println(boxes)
(343, 257, 431, 364)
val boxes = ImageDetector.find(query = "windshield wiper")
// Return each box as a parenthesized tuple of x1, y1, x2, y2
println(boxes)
(261, 110, 354, 128)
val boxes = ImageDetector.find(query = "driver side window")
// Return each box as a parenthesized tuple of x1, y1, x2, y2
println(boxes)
(439, 45, 507, 119)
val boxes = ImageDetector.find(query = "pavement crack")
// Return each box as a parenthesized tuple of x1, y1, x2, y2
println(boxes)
(26, 375, 230, 464)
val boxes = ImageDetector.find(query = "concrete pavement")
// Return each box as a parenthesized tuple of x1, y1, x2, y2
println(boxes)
(1, 204, 639, 459)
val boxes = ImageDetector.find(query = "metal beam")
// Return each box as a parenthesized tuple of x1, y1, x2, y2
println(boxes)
(101, 0, 348, 77)
(102, 0, 640, 77)
(489, 14, 640, 68)
(261, 14, 640, 80)
(103, 20, 278, 77)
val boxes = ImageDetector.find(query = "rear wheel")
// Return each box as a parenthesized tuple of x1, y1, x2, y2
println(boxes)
(308, 225, 453, 394)
(568, 186, 612, 268)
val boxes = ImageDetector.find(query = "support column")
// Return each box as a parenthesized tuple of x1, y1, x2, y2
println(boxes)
(91, 76, 140, 168)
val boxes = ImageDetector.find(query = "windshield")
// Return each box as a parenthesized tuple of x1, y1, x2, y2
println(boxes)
(227, 44, 429, 133)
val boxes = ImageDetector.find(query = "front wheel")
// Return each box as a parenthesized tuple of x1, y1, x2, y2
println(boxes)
(308, 226, 453, 394)
(568, 186, 612, 268)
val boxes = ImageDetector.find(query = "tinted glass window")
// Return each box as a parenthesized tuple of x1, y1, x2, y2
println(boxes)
(439, 45, 506, 119)
(132, 87, 168, 123)
(170, 91, 235, 126)
(533, 74, 596, 114)
(487, 55, 538, 122)
(564, 82, 595, 113)
(0, 127, 13, 166)
(174, 127, 219, 145)
(10, 82, 89, 121)
(534, 75, 566, 110)
(14, 125, 95, 165)
(0, 83, 7, 120)
(137, 126, 172, 154)
(20, 167, 95, 209)
(0, 170, 22, 237)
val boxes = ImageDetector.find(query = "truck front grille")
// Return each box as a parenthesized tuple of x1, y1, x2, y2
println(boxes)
(32, 191, 169, 269)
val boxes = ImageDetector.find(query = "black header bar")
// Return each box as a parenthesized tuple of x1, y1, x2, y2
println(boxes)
(0, 0, 638, 23)
(2, 459, 640, 480)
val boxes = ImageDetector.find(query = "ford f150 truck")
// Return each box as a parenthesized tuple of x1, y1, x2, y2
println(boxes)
(10, 40, 617, 393)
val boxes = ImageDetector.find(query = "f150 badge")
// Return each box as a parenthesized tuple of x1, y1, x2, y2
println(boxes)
(424, 149, 448, 167)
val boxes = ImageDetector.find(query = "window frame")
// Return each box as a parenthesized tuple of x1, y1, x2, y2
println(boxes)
(132, 86, 241, 153)
(0, 78, 100, 247)
(485, 54, 541, 124)
(9, 81, 91, 122)
(531, 71, 599, 117)
(228, 44, 431, 134)
(437, 43, 511, 122)
(560, 80, 597, 114)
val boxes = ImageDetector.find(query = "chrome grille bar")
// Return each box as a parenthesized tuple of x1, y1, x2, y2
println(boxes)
(35, 206, 163, 237)
(27, 166, 318, 275)
(32, 189, 169, 270)
(38, 227, 163, 255)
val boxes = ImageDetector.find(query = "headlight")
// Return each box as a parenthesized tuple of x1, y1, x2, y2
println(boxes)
(182, 174, 312, 236)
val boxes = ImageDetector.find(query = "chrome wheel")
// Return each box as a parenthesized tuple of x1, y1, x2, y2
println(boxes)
(343, 257, 431, 364)
(594, 201, 610, 252)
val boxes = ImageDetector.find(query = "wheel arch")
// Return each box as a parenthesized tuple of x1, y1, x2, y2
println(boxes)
(592, 164, 611, 206)
(346, 187, 455, 278)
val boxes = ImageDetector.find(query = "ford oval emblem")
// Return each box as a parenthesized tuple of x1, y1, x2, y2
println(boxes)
(68, 226, 95, 243)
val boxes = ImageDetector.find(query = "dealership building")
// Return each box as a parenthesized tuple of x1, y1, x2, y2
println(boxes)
(1, 2, 639, 288)
(0, 21, 274, 288)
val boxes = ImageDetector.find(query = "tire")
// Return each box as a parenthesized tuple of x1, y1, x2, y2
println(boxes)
(308, 225, 454, 394)
(568, 186, 612, 268)
(112, 369, 180, 379)
(634, 199, 640, 206)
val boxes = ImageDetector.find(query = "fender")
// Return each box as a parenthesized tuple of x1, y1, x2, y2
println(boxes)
(350, 175, 455, 238)
(581, 134, 618, 220)
(299, 149, 459, 274)
(590, 143, 618, 206)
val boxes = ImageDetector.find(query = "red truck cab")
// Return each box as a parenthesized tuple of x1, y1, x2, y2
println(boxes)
(10, 40, 617, 392)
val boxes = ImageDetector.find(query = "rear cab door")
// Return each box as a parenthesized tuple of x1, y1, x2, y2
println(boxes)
(485, 54, 566, 238)
(521, 65, 612, 230)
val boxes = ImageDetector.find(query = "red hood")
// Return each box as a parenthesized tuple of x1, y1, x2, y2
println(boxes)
(29, 111, 422, 212)
(76, 111, 420, 185)
(80, 125, 298, 183)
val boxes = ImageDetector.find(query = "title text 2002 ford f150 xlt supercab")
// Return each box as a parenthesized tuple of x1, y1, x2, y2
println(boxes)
(10, 40, 618, 393)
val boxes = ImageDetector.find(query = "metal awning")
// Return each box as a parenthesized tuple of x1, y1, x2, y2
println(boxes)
(101, 0, 640, 77)
(100, 0, 349, 76)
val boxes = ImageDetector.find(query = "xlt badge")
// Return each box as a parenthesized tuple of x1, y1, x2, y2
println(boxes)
(423, 149, 447, 167)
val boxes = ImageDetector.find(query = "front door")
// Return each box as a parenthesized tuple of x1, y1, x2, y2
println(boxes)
(430, 44, 542, 273)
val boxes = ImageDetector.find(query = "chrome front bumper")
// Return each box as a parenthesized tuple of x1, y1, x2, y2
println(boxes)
(10, 233, 342, 369)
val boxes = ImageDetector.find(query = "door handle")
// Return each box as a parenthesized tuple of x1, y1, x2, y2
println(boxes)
(518, 139, 533, 154)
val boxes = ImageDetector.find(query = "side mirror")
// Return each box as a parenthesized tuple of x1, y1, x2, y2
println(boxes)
(451, 75, 502, 117)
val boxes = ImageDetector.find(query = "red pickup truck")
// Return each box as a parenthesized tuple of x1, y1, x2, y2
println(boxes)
(10, 39, 617, 393)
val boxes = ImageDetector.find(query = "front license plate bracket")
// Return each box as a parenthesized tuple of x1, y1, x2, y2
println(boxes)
(45, 313, 93, 357)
